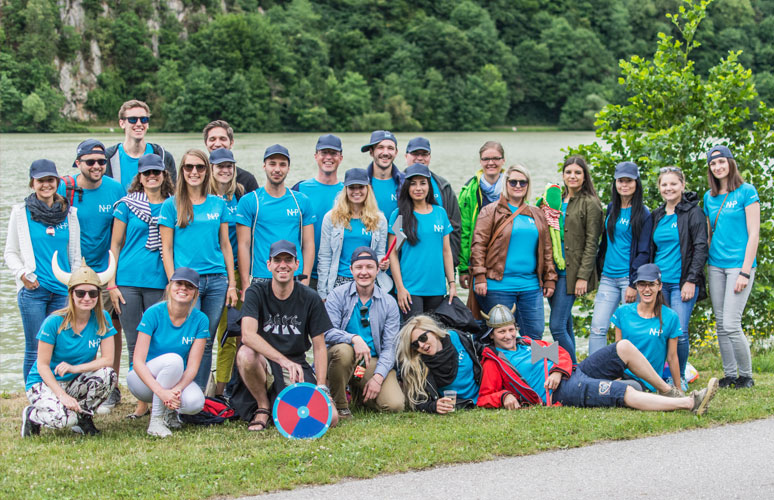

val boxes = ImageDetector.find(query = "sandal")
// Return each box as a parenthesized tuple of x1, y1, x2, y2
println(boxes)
(248, 408, 270, 432)
(125, 409, 150, 420)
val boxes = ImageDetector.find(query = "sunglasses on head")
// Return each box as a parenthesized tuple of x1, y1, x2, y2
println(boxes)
(125, 116, 150, 124)
(359, 305, 370, 328)
(141, 169, 163, 177)
(507, 179, 529, 188)
(659, 166, 683, 174)
(81, 159, 107, 167)
(410, 331, 430, 350)
(73, 289, 99, 299)
(182, 164, 207, 173)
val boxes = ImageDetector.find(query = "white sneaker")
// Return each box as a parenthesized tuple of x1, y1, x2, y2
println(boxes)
(163, 408, 181, 429)
(147, 416, 172, 438)
(96, 388, 121, 415)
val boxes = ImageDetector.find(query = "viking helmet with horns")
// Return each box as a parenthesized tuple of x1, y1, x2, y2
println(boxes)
(481, 304, 516, 329)
(51, 251, 116, 289)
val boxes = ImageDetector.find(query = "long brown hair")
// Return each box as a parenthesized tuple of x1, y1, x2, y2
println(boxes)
(175, 149, 211, 228)
(127, 171, 175, 198)
(707, 157, 744, 196)
(55, 288, 109, 337)
(562, 155, 599, 200)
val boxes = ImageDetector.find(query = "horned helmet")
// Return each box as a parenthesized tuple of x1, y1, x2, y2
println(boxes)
(51, 251, 116, 290)
(481, 303, 516, 329)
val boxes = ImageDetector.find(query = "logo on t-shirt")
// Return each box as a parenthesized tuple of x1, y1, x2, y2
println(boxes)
(227, 205, 237, 215)
(263, 314, 302, 336)
(433, 224, 444, 232)
(182, 336, 195, 345)
(99, 204, 113, 213)
(391, 194, 397, 201)
(206, 212, 220, 220)
(88, 339, 100, 349)
(648, 327, 662, 336)
(725, 200, 738, 209)
(287, 208, 300, 217)
(619, 218, 630, 226)
(56, 221, 69, 230)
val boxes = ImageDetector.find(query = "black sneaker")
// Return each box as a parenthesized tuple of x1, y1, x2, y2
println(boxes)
(72, 413, 101, 436)
(734, 376, 755, 389)
(21, 406, 41, 438)
(718, 376, 737, 388)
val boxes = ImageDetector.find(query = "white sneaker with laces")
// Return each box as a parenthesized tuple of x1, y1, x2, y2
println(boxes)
(147, 415, 172, 438)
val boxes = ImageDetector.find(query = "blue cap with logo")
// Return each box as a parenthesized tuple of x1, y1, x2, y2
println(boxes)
(316, 134, 342, 152)
(706, 145, 734, 164)
(634, 263, 661, 283)
(343, 168, 370, 187)
(406, 137, 431, 153)
(361, 130, 397, 153)
(73, 139, 106, 168)
(209, 148, 235, 165)
(405, 163, 432, 179)
(30, 159, 59, 179)
(170, 267, 200, 288)
(138, 154, 164, 174)
(264, 144, 290, 162)
(269, 239, 297, 259)
(614, 161, 639, 180)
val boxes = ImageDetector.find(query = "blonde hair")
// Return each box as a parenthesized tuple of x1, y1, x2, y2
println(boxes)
(162, 280, 200, 317)
(504, 164, 532, 204)
(55, 289, 109, 337)
(330, 184, 381, 232)
(175, 149, 211, 228)
(397, 315, 449, 409)
(209, 161, 244, 201)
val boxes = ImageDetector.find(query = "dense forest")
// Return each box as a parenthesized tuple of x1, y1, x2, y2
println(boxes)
(1, 0, 773, 132)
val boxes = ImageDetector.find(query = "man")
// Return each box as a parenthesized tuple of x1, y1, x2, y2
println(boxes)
(104, 100, 176, 189)
(202, 120, 259, 193)
(235, 145, 315, 289)
(291, 134, 344, 290)
(325, 247, 404, 418)
(404, 136, 462, 267)
(58, 139, 125, 413)
(361, 130, 404, 218)
(234, 240, 338, 430)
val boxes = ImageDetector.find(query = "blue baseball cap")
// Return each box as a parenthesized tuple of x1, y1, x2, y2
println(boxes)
(350, 246, 378, 265)
(343, 168, 370, 187)
(405, 163, 432, 179)
(361, 130, 397, 153)
(30, 159, 59, 179)
(707, 145, 734, 164)
(614, 161, 639, 180)
(209, 148, 235, 165)
(316, 134, 342, 152)
(634, 263, 661, 283)
(138, 154, 164, 173)
(406, 137, 431, 153)
(269, 239, 297, 258)
(170, 267, 200, 288)
(264, 144, 290, 162)
(73, 139, 106, 168)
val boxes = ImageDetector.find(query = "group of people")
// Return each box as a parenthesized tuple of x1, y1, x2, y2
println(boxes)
(7, 99, 757, 439)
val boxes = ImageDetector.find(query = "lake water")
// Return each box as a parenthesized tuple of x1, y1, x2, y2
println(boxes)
(0, 131, 596, 391)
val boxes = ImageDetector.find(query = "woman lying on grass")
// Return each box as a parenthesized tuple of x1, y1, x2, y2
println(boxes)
(477, 304, 719, 414)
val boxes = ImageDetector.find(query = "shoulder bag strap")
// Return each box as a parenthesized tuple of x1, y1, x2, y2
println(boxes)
(709, 192, 730, 248)
(486, 204, 528, 254)
(249, 190, 260, 282)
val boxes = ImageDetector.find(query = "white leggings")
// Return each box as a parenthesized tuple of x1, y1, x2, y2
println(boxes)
(127, 353, 205, 417)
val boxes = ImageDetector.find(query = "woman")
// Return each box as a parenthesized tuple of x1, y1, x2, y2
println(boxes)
(21, 253, 117, 437)
(388, 163, 456, 319)
(109, 154, 174, 418)
(159, 149, 237, 391)
(612, 264, 682, 393)
(396, 315, 482, 414)
(650, 166, 708, 387)
(127, 267, 209, 437)
(478, 304, 718, 415)
(318, 168, 388, 299)
(589, 162, 652, 355)
(458, 141, 507, 289)
(5, 159, 81, 383)
(548, 156, 603, 362)
(703, 145, 760, 389)
(470, 165, 557, 341)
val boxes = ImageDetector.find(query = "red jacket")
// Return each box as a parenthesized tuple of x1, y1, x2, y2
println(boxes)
(477, 338, 573, 408)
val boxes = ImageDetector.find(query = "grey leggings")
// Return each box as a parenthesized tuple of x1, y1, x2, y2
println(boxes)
(707, 266, 755, 378)
(127, 353, 205, 418)
(117, 286, 165, 363)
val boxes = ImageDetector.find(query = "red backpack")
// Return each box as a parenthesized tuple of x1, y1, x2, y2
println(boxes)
(180, 396, 238, 426)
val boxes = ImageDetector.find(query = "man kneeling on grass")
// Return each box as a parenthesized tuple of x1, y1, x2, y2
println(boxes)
(477, 304, 718, 414)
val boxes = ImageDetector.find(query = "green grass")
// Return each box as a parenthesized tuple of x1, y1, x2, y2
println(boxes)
(2, 351, 773, 500)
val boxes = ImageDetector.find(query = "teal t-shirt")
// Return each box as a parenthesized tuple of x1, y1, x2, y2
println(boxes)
(26, 311, 117, 391)
(26, 209, 71, 295)
(338, 218, 373, 277)
(113, 201, 168, 289)
(116, 143, 155, 190)
(429, 175, 442, 206)
(371, 177, 399, 220)
(135, 302, 210, 368)
(487, 208, 540, 292)
(611, 303, 681, 391)
(295, 179, 343, 279)
(389, 205, 453, 296)
(602, 206, 632, 278)
(345, 299, 376, 356)
(703, 183, 759, 268)
(439, 331, 479, 404)
(653, 213, 681, 283)
(497, 344, 554, 403)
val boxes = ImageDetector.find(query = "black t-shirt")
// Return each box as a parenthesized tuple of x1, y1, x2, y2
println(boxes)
(241, 281, 332, 357)
(236, 167, 259, 194)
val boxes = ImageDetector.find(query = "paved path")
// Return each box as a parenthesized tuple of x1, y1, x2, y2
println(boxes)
(245, 418, 774, 499)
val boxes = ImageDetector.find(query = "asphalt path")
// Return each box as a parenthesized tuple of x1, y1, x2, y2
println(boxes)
(246, 418, 774, 499)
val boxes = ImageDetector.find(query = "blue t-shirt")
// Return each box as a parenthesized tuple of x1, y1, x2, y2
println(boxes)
(653, 213, 681, 283)
(26, 311, 117, 391)
(26, 210, 71, 295)
(345, 299, 376, 356)
(439, 331, 479, 404)
(487, 209, 540, 292)
(611, 303, 681, 391)
(497, 344, 554, 403)
(218, 194, 239, 269)
(703, 183, 759, 268)
(113, 201, 168, 289)
(338, 218, 373, 277)
(558, 201, 568, 277)
(116, 143, 155, 190)
(57, 175, 125, 272)
(429, 176, 442, 206)
(135, 302, 210, 368)
(602, 206, 632, 278)
(158, 195, 228, 275)
(295, 179, 343, 278)
(389, 205, 452, 296)
(371, 177, 399, 220)
(234, 188, 315, 279)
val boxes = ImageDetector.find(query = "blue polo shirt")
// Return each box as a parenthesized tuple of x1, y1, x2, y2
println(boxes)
(602, 207, 632, 278)
(703, 183, 759, 269)
(135, 302, 210, 368)
(295, 179, 343, 279)
(113, 201, 168, 289)
(653, 214, 681, 283)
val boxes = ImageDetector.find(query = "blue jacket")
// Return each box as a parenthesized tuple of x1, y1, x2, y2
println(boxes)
(597, 203, 652, 287)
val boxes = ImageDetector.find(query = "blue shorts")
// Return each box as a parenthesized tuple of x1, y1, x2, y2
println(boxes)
(554, 342, 629, 407)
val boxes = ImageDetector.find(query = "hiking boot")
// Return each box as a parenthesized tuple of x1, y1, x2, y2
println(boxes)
(337, 408, 353, 420)
(691, 377, 719, 416)
(734, 376, 755, 389)
(147, 415, 172, 438)
(163, 407, 182, 429)
(21, 406, 40, 438)
(658, 385, 685, 398)
(96, 387, 121, 415)
(718, 376, 737, 388)
(72, 413, 100, 436)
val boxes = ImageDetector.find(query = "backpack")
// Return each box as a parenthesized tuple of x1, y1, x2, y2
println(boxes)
(179, 396, 239, 426)
(63, 175, 83, 205)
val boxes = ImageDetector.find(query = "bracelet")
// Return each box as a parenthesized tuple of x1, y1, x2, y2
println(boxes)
(739, 271, 751, 279)
(106, 286, 118, 291)
(448, 279, 455, 284)
(228, 286, 236, 290)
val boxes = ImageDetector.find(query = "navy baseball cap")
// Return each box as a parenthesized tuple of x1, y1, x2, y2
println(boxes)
(316, 134, 342, 152)
(634, 263, 661, 283)
(138, 154, 164, 173)
(269, 239, 297, 259)
(209, 148, 235, 165)
(351, 246, 378, 265)
(264, 144, 290, 162)
(405, 163, 432, 179)
(707, 145, 734, 164)
(614, 161, 639, 179)
(30, 159, 59, 179)
(73, 139, 106, 168)
(406, 137, 431, 153)
(170, 267, 200, 288)
(361, 130, 397, 152)
(343, 168, 370, 187)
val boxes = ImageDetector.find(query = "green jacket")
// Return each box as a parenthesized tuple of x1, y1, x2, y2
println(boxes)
(561, 192, 604, 294)
(458, 169, 502, 274)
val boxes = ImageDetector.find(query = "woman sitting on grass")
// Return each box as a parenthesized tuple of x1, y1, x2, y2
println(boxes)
(477, 304, 719, 415)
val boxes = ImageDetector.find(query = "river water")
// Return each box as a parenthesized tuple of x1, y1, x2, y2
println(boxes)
(0, 131, 596, 391)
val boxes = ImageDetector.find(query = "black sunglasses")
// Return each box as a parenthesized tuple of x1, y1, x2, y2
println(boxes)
(81, 159, 107, 167)
(141, 169, 164, 177)
(410, 331, 430, 350)
(182, 164, 207, 173)
(73, 289, 99, 299)
(125, 116, 150, 124)
(507, 179, 529, 188)
(359, 305, 370, 328)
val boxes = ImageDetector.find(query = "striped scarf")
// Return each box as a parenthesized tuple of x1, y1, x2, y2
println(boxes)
(114, 192, 162, 253)
(541, 203, 561, 231)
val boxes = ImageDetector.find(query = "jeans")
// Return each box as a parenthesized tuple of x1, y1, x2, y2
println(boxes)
(589, 275, 630, 355)
(548, 275, 577, 363)
(193, 273, 228, 390)
(18, 286, 68, 383)
(661, 282, 698, 379)
(117, 286, 165, 367)
(707, 266, 755, 378)
(554, 343, 629, 408)
(476, 288, 545, 340)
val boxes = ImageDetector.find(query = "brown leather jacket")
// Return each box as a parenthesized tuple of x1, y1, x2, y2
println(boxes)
(470, 195, 557, 289)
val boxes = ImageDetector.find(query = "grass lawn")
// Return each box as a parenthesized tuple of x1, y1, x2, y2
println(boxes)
(2, 349, 773, 500)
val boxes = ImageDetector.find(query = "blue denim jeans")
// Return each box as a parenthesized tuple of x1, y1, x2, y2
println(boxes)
(548, 275, 577, 363)
(476, 288, 545, 340)
(589, 275, 630, 355)
(193, 273, 228, 390)
(18, 286, 68, 383)
(661, 282, 698, 379)
(554, 343, 629, 408)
